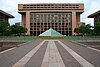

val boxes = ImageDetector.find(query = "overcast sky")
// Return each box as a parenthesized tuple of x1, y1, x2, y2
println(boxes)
(0, 0, 100, 26)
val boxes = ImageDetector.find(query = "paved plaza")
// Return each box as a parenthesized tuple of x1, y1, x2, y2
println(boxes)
(0, 40, 100, 67)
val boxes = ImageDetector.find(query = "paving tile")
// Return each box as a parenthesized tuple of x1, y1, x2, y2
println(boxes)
(24, 41, 48, 67)
(55, 41, 82, 67)
(61, 40, 100, 67)
(0, 40, 42, 67)
(1, 40, 100, 67)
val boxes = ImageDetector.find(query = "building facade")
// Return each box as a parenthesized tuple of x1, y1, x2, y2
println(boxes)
(18, 3, 84, 36)
(0, 10, 14, 23)
(88, 10, 100, 26)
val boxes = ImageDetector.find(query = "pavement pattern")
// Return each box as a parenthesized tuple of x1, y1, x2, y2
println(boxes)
(0, 40, 100, 67)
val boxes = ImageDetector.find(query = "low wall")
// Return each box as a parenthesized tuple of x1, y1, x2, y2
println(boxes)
(38, 36, 65, 39)
(76, 40, 100, 42)
(0, 40, 24, 52)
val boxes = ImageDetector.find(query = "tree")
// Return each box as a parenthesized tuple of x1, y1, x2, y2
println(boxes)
(9, 25, 17, 35)
(78, 24, 86, 36)
(94, 22, 100, 35)
(17, 26, 27, 36)
(0, 22, 10, 36)
(74, 23, 93, 36)
(74, 24, 86, 36)
(74, 28, 80, 35)
(85, 24, 93, 35)
(10, 25, 27, 36)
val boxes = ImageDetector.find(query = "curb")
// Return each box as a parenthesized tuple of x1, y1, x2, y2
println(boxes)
(0, 47, 16, 54)
(70, 40, 100, 53)
(17, 40, 34, 47)
(0, 40, 35, 54)
(70, 40, 87, 47)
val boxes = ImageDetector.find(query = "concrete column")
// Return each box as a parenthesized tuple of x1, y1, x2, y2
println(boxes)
(72, 11, 76, 35)
(21, 14, 26, 27)
(76, 13, 80, 27)
(26, 11, 30, 35)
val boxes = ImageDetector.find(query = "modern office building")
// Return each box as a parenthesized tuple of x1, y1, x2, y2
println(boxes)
(88, 10, 100, 26)
(18, 3, 84, 36)
(0, 10, 14, 23)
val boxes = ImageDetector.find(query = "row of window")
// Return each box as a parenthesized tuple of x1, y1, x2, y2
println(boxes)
(94, 15, 100, 23)
(23, 6, 79, 9)
(30, 28, 72, 31)
(0, 14, 4, 20)
(30, 23, 72, 26)
(23, 4, 79, 9)
(30, 23, 72, 24)
(31, 26, 72, 28)
(0, 14, 8, 22)
(23, 4, 79, 7)
(30, 30, 72, 36)
(30, 13, 72, 23)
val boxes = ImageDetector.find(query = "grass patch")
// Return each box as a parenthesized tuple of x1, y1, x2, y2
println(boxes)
(0, 36, 37, 42)
(37, 36, 66, 40)
(66, 36, 100, 40)
(0, 36, 100, 41)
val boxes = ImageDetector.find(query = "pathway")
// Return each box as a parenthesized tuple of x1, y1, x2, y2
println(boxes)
(0, 40, 100, 67)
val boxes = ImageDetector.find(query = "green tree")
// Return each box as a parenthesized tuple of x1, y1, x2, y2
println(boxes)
(10, 25, 27, 36)
(74, 28, 80, 35)
(94, 22, 100, 35)
(74, 24, 86, 36)
(0, 22, 10, 36)
(10, 25, 18, 35)
(74, 23, 93, 36)
(17, 26, 27, 36)
(85, 24, 93, 35)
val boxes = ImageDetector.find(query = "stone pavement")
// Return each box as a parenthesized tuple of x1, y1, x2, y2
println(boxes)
(0, 40, 100, 67)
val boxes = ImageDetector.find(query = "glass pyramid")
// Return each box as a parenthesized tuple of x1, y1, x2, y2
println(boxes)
(39, 28, 63, 36)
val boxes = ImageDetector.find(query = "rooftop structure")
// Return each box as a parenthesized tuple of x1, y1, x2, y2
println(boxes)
(88, 10, 100, 25)
(0, 9, 14, 23)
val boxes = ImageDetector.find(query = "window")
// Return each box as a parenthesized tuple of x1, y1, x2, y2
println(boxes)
(0, 14, 4, 21)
